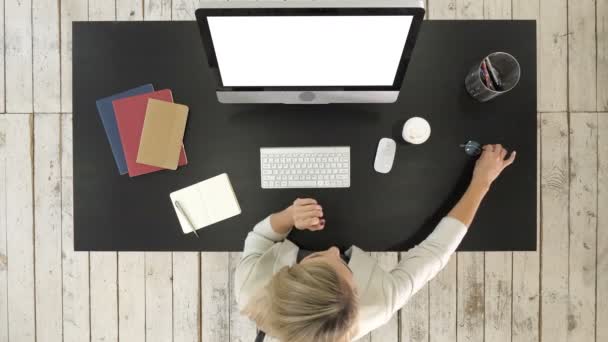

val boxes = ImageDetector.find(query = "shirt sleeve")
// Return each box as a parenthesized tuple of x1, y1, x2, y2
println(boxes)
(241, 215, 291, 256)
(234, 216, 292, 306)
(382, 216, 467, 317)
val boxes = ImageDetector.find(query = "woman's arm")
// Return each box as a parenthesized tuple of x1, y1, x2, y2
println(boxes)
(381, 144, 516, 317)
(448, 144, 516, 226)
(234, 198, 325, 306)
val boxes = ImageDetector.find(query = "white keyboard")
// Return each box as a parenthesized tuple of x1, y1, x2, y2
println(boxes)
(260, 147, 350, 189)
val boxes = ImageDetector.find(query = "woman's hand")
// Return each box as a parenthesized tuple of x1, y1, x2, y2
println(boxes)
(269, 198, 325, 235)
(288, 198, 325, 231)
(447, 144, 516, 227)
(471, 144, 516, 190)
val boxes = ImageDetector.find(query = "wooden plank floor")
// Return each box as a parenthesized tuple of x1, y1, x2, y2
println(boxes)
(0, 0, 606, 341)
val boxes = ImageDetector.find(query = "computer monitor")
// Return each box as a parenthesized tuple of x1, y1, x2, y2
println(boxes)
(195, 0, 425, 104)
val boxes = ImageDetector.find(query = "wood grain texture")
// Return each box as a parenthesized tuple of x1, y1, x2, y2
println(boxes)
(117, 0, 143, 20)
(455, 0, 483, 19)
(540, 112, 569, 342)
(60, 0, 87, 113)
(89, 0, 116, 21)
(568, 113, 597, 342)
(370, 252, 399, 342)
(568, 0, 597, 111)
(598, 0, 608, 110)
(145, 252, 174, 342)
(90, 252, 118, 342)
(539, 0, 568, 111)
(457, 252, 484, 342)
(33, 114, 63, 342)
(429, 258, 457, 342)
(483, 0, 511, 19)
(360, 253, 373, 342)
(33, 0, 60, 112)
(0, 3, 4, 112)
(145, 0, 172, 20)
(60, 114, 91, 342)
(230, 252, 257, 342)
(5, 115, 35, 342)
(428, 0, 456, 19)
(597, 113, 608, 342)
(173, 252, 200, 342)
(484, 252, 512, 342)
(400, 276, 429, 342)
(201, 252, 230, 342)
(118, 252, 145, 342)
(0, 118, 8, 341)
(512, 252, 539, 342)
(5, 0, 33, 112)
(172, 0, 197, 20)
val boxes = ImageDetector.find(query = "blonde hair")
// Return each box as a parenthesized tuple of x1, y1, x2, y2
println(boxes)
(243, 261, 359, 342)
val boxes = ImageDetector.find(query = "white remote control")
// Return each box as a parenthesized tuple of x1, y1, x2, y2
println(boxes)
(374, 138, 396, 174)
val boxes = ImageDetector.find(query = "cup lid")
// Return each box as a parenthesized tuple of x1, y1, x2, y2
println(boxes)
(403, 117, 431, 144)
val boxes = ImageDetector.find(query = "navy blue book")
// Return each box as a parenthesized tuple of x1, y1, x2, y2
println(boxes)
(96, 84, 154, 174)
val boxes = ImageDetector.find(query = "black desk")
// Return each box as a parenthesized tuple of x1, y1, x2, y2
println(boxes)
(73, 20, 537, 252)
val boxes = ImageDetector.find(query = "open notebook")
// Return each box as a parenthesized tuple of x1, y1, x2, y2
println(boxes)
(170, 174, 241, 234)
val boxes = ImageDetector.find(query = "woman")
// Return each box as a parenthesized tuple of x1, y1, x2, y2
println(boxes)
(235, 144, 516, 342)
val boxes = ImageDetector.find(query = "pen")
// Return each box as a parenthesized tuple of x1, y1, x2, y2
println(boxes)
(175, 200, 200, 238)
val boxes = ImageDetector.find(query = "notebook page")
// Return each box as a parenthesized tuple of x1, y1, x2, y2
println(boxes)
(170, 182, 209, 233)
(170, 174, 240, 234)
(200, 174, 241, 225)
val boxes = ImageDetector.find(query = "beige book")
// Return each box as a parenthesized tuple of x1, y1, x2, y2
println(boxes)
(137, 98, 189, 170)
(169, 173, 241, 234)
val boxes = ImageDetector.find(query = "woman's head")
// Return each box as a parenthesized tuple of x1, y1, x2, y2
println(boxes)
(244, 246, 358, 342)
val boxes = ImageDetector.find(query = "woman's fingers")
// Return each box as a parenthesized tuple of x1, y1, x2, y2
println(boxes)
(299, 204, 322, 213)
(314, 218, 327, 229)
(295, 205, 323, 216)
(503, 151, 516, 168)
(499, 147, 507, 159)
(292, 199, 326, 230)
(295, 212, 323, 224)
(294, 198, 317, 206)
(301, 217, 320, 227)
(308, 219, 326, 231)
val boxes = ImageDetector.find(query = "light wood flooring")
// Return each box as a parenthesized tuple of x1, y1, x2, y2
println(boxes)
(0, 0, 606, 341)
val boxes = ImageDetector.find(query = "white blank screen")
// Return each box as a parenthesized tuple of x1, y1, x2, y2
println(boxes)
(207, 16, 413, 87)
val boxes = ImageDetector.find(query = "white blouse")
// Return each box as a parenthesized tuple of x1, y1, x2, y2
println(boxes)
(234, 215, 468, 341)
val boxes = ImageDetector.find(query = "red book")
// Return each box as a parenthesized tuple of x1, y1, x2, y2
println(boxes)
(113, 89, 188, 177)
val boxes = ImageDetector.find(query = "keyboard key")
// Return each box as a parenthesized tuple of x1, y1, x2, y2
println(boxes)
(288, 180, 317, 187)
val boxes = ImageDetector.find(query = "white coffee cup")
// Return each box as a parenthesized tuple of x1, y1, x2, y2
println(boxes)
(402, 117, 431, 144)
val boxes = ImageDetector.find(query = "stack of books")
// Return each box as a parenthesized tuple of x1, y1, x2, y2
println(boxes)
(96, 84, 190, 177)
